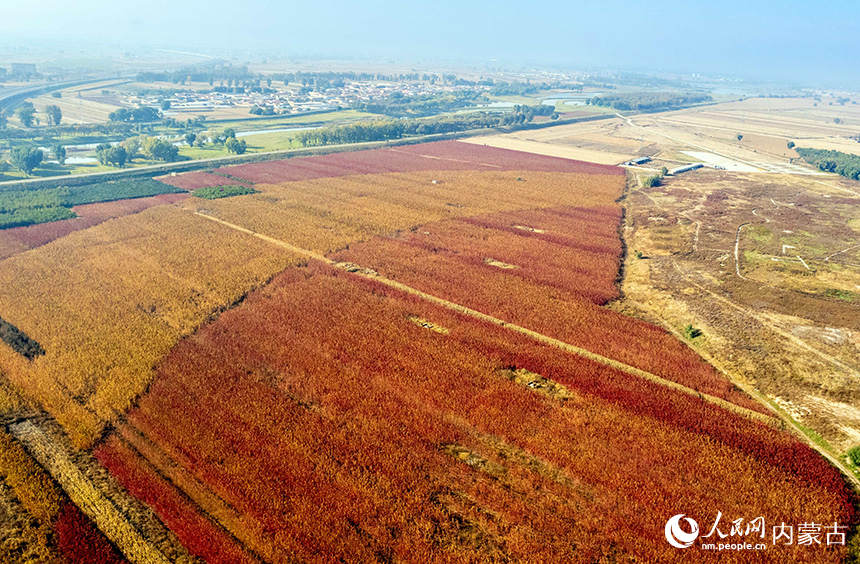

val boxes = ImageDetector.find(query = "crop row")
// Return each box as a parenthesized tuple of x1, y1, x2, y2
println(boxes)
(0, 162, 624, 447)
(155, 170, 250, 190)
(0, 425, 122, 562)
(0, 192, 187, 261)
(101, 265, 854, 562)
(189, 169, 624, 254)
(331, 215, 764, 411)
(0, 178, 184, 230)
(191, 185, 257, 200)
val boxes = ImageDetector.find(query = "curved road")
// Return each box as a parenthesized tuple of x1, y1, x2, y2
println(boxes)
(0, 76, 125, 114)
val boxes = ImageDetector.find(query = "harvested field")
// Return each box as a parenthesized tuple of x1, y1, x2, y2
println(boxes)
(618, 167, 860, 457)
(99, 264, 856, 562)
(462, 119, 654, 165)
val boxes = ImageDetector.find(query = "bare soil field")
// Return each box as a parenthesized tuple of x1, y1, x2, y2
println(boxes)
(469, 96, 860, 176)
(25, 80, 128, 125)
(463, 118, 655, 165)
(615, 167, 860, 464)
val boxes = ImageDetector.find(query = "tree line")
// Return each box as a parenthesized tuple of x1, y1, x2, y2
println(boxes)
(586, 92, 712, 111)
(295, 105, 557, 147)
(796, 147, 860, 180)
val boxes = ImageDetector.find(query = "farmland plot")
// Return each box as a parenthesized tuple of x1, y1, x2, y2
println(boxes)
(0, 140, 853, 560)
(0, 206, 300, 446)
(98, 264, 855, 562)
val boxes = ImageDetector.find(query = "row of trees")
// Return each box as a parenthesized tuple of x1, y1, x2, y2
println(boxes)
(796, 147, 860, 180)
(295, 105, 558, 147)
(356, 91, 481, 117)
(586, 92, 712, 111)
(9, 103, 62, 128)
(108, 106, 161, 123)
(95, 135, 180, 167)
(2, 145, 67, 175)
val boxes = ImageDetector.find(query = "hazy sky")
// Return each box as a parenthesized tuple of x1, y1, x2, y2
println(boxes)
(1, 0, 857, 86)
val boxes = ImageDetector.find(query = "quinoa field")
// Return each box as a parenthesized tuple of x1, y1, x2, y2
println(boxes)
(0, 140, 855, 561)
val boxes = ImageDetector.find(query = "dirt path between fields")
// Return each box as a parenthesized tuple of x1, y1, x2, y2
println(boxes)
(194, 211, 775, 425)
(672, 262, 859, 378)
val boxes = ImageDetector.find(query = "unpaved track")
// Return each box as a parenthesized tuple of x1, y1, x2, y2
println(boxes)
(672, 262, 859, 379)
(628, 290, 860, 491)
(8, 420, 172, 564)
(194, 211, 775, 425)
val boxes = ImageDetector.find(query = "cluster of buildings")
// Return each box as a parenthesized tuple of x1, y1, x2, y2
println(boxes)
(131, 79, 473, 117)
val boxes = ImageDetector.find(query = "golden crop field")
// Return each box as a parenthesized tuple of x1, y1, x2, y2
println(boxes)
(0, 206, 300, 446)
(183, 170, 624, 252)
(0, 165, 624, 449)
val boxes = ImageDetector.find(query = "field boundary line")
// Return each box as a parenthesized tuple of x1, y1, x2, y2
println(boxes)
(8, 419, 171, 564)
(194, 211, 776, 425)
(623, 292, 860, 491)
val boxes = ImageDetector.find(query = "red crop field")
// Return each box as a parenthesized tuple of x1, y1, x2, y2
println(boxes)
(3, 139, 855, 561)
(94, 434, 253, 564)
(54, 501, 125, 564)
(212, 140, 624, 183)
(331, 211, 763, 410)
(96, 264, 855, 562)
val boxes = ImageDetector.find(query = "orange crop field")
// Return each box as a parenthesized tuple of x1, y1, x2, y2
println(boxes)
(0, 141, 856, 561)
(97, 264, 854, 562)
(0, 206, 300, 446)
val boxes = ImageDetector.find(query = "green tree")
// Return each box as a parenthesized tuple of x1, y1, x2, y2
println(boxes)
(44, 104, 62, 126)
(223, 127, 236, 139)
(16, 104, 35, 127)
(848, 446, 860, 466)
(95, 143, 112, 165)
(53, 144, 66, 164)
(107, 146, 128, 167)
(225, 137, 247, 154)
(184, 132, 197, 146)
(143, 138, 179, 162)
(642, 175, 662, 187)
(660, 166, 669, 176)
(9, 146, 43, 175)
(683, 324, 703, 339)
(96, 145, 128, 167)
(160, 100, 172, 111)
(120, 137, 142, 161)
(787, 141, 795, 149)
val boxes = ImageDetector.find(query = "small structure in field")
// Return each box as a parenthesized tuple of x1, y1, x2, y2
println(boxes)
(625, 156, 652, 165)
(669, 163, 704, 175)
